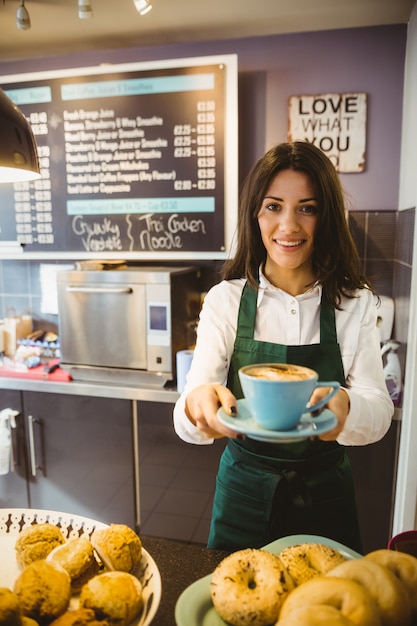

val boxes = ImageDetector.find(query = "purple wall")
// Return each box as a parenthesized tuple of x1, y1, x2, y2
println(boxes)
(0, 24, 407, 211)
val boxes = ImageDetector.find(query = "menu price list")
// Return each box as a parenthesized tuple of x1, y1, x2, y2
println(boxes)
(0, 62, 229, 255)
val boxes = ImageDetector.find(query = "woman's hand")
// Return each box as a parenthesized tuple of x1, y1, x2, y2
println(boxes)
(308, 387, 350, 441)
(184, 384, 241, 440)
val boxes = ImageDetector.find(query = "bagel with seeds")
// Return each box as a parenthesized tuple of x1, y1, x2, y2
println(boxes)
(278, 542, 346, 585)
(210, 548, 294, 626)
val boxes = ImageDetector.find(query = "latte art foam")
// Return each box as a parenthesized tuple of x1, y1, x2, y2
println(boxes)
(245, 365, 313, 381)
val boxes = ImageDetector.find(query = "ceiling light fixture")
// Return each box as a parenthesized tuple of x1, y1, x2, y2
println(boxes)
(133, 0, 152, 16)
(78, 0, 93, 19)
(16, 0, 31, 30)
(0, 88, 40, 183)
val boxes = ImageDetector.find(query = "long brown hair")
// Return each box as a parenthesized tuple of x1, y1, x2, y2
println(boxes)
(222, 141, 371, 307)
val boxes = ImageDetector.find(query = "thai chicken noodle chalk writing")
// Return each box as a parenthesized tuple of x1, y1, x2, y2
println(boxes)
(127, 213, 207, 251)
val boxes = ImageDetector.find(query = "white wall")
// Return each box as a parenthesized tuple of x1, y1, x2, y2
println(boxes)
(399, 2, 417, 211)
(393, 0, 417, 534)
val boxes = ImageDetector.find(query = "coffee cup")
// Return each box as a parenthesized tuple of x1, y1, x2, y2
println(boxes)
(238, 363, 340, 431)
(388, 530, 417, 558)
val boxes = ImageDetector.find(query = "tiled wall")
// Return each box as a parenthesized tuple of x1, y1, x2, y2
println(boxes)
(0, 259, 62, 333)
(345, 208, 415, 548)
(392, 209, 415, 348)
(348, 207, 415, 374)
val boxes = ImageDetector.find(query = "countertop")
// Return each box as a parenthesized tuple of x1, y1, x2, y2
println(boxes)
(141, 536, 228, 626)
(0, 371, 180, 403)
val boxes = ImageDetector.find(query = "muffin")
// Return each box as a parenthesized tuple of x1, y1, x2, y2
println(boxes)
(49, 608, 109, 626)
(14, 560, 71, 624)
(46, 537, 100, 592)
(0, 587, 22, 626)
(90, 525, 142, 572)
(79, 572, 143, 626)
(15, 524, 66, 568)
(22, 619, 39, 626)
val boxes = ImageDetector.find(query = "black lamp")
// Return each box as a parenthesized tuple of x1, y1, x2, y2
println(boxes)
(16, 0, 31, 30)
(0, 88, 40, 183)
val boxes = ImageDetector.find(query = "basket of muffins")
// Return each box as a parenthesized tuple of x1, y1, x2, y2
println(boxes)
(0, 508, 161, 626)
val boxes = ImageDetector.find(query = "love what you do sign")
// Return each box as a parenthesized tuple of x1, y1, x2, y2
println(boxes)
(288, 92, 367, 173)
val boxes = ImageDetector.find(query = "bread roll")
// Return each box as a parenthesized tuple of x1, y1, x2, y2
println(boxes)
(49, 608, 109, 626)
(21, 618, 39, 626)
(0, 587, 22, 626)
(46, 537, 99, 592)
(21, 619, 39, 626)
(14, 561, 71, 624)
(15, 524, 66, 568)
(79, 571, 143, 626)
(90, 524, 142, 572)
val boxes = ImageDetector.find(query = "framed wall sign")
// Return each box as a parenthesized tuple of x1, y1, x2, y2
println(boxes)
(288, 92, 367, 173)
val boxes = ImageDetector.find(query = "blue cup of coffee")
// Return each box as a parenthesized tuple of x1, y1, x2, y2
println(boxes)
(238, 363, 340, 431)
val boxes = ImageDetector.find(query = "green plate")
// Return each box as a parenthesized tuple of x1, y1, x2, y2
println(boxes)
(175, 534, 362, 626)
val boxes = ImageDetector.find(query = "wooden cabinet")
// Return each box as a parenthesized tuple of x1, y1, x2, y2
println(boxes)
(0, 390, 137, 528)
(0, 389, 28, 508)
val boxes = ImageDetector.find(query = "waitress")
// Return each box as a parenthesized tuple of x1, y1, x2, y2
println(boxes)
(173, 141, 393, 553)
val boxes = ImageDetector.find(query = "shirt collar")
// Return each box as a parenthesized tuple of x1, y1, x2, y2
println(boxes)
(257, 266, 322, 305)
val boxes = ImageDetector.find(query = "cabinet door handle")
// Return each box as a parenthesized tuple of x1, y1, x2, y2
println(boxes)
(65, 286, 133, 294)
(4, 409, 20, 473)
(9, 412, 20, 472)
(27, 415, 44, 477)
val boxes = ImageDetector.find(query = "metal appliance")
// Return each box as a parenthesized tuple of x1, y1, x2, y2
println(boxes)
(57, 266, 200, 386)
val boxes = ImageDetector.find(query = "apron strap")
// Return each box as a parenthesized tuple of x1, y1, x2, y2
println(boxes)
(235, 282, 257, 340)
(320, 295, 338, 343)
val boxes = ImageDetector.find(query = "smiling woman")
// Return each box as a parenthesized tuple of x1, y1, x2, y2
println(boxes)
(173, 141, 394, 554)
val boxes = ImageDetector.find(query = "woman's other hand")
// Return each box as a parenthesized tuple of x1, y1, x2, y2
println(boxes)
(184, 384, 241, 439)
(308, 387, 351, 441)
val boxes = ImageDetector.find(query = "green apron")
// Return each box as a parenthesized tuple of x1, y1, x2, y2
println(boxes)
(207, 283, 362, 553)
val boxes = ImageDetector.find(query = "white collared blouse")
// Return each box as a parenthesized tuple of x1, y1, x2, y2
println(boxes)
(173, 271, 394, 447)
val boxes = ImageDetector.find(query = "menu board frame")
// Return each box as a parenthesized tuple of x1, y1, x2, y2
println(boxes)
(0, 54, 238, 260)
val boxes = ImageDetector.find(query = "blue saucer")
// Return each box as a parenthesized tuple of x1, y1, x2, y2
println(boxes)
(217, 399, 337, 443)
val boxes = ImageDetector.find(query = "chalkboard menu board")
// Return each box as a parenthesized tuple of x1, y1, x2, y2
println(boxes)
(0, 54, 238, 260)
